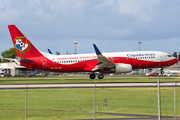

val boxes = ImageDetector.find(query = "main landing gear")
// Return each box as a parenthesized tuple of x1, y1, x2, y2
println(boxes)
(89, 73, 104, 79)
(160, 68, 164, 75)
(98, 74, 104, 79)
(90, 73, 96, 79)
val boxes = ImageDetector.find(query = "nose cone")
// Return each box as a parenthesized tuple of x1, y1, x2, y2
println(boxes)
(174, 58, 179, 63)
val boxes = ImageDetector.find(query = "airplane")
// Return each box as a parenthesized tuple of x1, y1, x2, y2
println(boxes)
(8, 25, 179, 79)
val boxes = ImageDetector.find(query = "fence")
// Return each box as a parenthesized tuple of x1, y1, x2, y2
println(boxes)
(0, 86, 179, 120)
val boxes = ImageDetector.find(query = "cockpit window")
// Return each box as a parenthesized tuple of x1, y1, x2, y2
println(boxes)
(167, 55, 172, 57)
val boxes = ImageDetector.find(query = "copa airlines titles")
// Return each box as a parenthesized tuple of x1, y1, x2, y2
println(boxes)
(127, 53, 155, 57)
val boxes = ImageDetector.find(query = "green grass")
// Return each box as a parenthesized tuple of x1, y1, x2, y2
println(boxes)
(0, 76, 180, 119)
(0, 87, 180, 120)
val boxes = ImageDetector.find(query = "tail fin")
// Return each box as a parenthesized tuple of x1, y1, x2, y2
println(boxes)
(8, 25, 43, 58)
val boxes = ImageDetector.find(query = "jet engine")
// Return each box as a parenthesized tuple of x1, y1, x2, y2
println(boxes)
(115, 63, 132, 73)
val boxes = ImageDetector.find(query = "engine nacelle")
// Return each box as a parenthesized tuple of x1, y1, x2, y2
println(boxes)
(115, 63, 132, 73)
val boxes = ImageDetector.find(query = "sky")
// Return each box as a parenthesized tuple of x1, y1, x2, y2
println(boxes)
(0, 0, 180, 57)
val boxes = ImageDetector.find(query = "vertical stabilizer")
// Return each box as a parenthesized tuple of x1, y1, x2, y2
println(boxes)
(8, 25, 43, 58)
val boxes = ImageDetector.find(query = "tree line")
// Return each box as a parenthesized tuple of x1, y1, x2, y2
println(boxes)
(0, 48, 16, 63)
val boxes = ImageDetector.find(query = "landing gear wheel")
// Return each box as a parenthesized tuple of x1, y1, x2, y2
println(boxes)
(90, 74, 96, 79)
(160, 68, 164, 75)
(98, 74, 104, 79)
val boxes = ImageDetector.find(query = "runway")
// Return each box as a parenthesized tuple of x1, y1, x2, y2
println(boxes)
(0, 82, 179, 89)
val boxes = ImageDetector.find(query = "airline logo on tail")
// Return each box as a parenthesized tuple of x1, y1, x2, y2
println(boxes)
(14, 36, 31, 54)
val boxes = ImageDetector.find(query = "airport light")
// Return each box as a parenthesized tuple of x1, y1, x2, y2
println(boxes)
(74, 42, 78, 54)
(177, 52, 179, 65)
(60, 43, 63, 55)
(138, 42, 142, 51)
(130, 43, 132, 51)
(177, 52, 179, 60)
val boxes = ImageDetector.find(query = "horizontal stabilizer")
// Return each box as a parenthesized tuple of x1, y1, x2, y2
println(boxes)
(2, 58, 15, 61)
(16, 57, 32, 63)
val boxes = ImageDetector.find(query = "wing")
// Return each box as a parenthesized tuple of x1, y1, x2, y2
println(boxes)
(92, 44, 115, 71)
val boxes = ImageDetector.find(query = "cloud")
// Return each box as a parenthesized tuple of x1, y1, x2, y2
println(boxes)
(0, 1, 23, 24)
(1, 0, 180, 56)
(116, 0, 161, 21)
(1, 0, 179, 40)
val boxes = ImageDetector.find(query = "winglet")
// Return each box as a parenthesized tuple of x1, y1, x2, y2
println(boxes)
(93, 44, 101, 55)
(47, 49, 53, 54)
